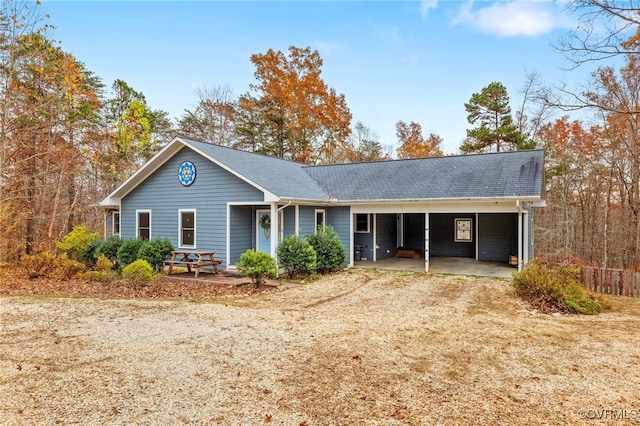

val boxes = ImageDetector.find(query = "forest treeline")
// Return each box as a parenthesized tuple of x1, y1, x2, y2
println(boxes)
(1, 0, 640, 270)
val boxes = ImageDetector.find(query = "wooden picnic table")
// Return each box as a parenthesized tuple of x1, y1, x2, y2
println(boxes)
(164, 250, 222, 278)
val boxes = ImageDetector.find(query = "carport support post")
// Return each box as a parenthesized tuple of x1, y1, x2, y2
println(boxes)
(270, 203, 278, 262)
(424, 212, 429, 273)
(517, 201, 523, 272)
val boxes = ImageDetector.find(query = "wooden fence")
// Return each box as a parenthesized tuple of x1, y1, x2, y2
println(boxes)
(581, 266, 640, 297)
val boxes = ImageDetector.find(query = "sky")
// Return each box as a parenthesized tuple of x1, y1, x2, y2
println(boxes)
(40, 0, 598, 155)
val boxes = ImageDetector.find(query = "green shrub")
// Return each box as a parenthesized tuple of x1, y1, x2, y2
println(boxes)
(122, 259, 154, 282)
(57, 225, 100, 261)
(512, 262, 609, 315)
(277, 234, 316, 278)
(80, 237, 103, 266)
(305, 225, 345, 274)
(117, 238, 146, 266)
(237, 249, 277, 286)
(96, 236, 123, 266)
(137, 237, 174, 271)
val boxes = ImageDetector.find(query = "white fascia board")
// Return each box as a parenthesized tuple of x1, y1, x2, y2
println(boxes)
(350, 199, 528, 214)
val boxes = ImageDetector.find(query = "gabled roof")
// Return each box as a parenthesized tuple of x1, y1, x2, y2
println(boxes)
(181, 138, 328, 200)
(100, 137, 544, 206)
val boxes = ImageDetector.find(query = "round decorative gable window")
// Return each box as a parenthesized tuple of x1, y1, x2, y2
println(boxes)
(178, 161, 196, 186)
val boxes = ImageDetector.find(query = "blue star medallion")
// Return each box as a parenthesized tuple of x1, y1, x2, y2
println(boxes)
(178, 161, 196, 186)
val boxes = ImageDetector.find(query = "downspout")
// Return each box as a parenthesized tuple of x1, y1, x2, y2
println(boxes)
(277, 200, 292, 212)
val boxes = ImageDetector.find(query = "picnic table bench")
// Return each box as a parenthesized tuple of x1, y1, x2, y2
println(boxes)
(163, 250, 222, 278)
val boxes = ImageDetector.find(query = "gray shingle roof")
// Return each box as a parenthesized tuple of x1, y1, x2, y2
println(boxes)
(303, 149, 544, 200)
(181, 138, 544, 202)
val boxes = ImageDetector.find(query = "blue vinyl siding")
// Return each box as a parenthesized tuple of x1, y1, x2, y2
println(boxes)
(478, 213, 518, 262)
(121, 147, 264, 265)
(326, 206, 350, 266)
(282, 205, 296, 237)
(230, 205, 253, 264)
(298, 206, 317, 236)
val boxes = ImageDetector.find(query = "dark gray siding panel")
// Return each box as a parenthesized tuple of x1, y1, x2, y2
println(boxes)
(230, 205, 253, 264)
(478, 213, 517, 262)
(403, 213, 425, 253)
(326, 206, 350, 266)
(376, 214, 397, 259)
(430, 213, 475, 257)
(354, 230, 374, 261)
(121, 147, 264, 265)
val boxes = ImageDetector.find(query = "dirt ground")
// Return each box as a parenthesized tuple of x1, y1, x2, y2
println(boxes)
(1, 268, 640, 425)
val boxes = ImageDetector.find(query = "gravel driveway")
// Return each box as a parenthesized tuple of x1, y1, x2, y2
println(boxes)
(2, 269, 639, 425)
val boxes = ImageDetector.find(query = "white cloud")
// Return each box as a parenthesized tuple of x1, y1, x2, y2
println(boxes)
(420, 0, 438, 18)
(453, 1, 568, 38)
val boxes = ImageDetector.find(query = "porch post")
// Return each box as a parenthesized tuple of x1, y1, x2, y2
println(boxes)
(424, 212, 429, 273)
(523, 211, 529, 266)
(517, 201, 523, 272)
(270, 203, 278, 260)
(226, 203, 231, 269)
(372, 213, 377, 262)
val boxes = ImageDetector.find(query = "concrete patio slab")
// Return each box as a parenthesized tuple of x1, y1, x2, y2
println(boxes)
(354, 256, 515, 278)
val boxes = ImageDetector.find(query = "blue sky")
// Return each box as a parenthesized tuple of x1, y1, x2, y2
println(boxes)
(41, 1, 595, 154)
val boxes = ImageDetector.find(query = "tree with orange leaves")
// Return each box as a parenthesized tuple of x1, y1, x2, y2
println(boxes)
(240, 46, 352, 164)
(395, 121, 443, 159)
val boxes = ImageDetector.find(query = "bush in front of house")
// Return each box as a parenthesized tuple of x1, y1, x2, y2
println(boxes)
(137, 237, 174, 271)
(117, 238, 146, 266)
(95, 236, 123, 266)
(305, 225, 345, 274)
(57, 225, 100, 261)
(512, 261, 610, 315)
(277, 234, 317, 278)
(122, 259, 154, 282)
(237, 249, 277, 286)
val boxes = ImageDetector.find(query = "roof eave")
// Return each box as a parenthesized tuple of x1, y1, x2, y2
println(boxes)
(331, 195, 543, 204)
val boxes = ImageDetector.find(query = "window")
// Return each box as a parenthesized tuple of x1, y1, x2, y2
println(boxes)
(137, 210, 151, 240)
(112, 211, 120, 236)
(179, 209, 196, 248)
(315, 209, 325, 230)
(355, 214, 370, 233)
(454, 218, 472, 242)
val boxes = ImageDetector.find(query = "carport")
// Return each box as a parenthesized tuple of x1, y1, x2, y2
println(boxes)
(351, 208, 531, 276)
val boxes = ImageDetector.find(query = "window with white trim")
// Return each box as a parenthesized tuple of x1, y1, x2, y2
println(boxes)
(137, 210, 151, 240)
(315, 209, 325, 231)
(179, 209, 196, 248)
(355, 214, 370, 233)
(113, 211, 120, 236)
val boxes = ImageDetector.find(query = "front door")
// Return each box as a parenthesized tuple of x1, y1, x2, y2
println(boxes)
(257, 210, 271, 254)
